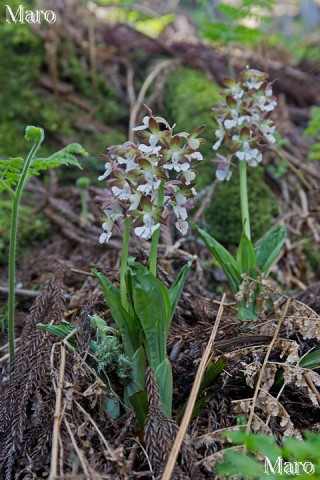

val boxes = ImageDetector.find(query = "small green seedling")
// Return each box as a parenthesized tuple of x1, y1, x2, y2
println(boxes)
(76, 176, 91, 226)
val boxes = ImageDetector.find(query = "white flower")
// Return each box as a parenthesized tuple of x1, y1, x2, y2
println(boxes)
(134, 213, 160, 239)
(246, 79, 264, 90)
(138, 144, 161, 155)
(183, 170, 196, 185)
(224, 109, 246, 130)
(112, 182, 132, 200)
(163, 150, 189, 172)
(188, 152, 203, 161)
(256, 94, 277, 112)
(188, 138, 200, 149)
(103, 200, 123, 218)
(99, 213, 123, 243)
(260, 122, 276, 144)
(173, 193, 188, 220)
(175, 219, 189, 235)
(231, 84, 244, 101)
(235, 141, 263, 166)
(224, 119, 236, 130)
(213, 127, 225, 150)
(128, 192, 142, 211)
(137, 170, 161, 195)
(98, 162, 112, 181)
(99, 230, 112, 244)
(186, 151, 203, 161)
(216, 167, 232, 181)
(117, 153, 138, 172)
(149, 133, 160, 147)
(132, 116, 149, 131)
(247, 151, 263, 166)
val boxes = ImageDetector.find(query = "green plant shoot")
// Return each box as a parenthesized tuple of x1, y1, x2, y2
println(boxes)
(0, 126, 87, 371)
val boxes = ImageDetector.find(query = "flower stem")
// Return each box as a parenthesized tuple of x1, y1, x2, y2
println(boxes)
(227, 45, 235, 79)
(120, 217, 131, 309)
(8, 195, 19, 372)
(8, 137, 43, 372)
(80, 190, 88, 225)
(239, 159, 251, 240)
(149, 181, 164, 277)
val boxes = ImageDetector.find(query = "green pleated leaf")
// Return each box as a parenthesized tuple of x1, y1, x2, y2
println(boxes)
(168, 258, 192, 320)
(125, 346, 148, 428)
(254, 226, 286, 275)
(236, 231, 256, 276)
(127, 261, 171, 370)
(126, 345, 146, 395)
(92, 269, 140, 359)
(191, 223, 242, 294)
(299, 349, 320, 369)
(155, 359, 173, 418)
(127, 390, 148, 429)
(237, 306, 258, 321)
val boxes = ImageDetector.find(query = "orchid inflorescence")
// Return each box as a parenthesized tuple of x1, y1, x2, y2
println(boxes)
(97, 108, 205, 242)
(212, 68, 277, 181)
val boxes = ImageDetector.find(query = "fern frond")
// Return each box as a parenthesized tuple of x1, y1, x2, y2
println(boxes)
(0, 158, 24, 193)
(30, 143, 86, 176)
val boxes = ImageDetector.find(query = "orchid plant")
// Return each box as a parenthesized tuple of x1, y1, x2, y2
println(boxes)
(93, 110, 205, 426)
(193, 68, 286, 320)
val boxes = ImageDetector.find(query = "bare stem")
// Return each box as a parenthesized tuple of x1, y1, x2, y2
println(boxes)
(239, 159, 251, 240)
(149, 182, 164, 277)
(8, 134, 43, 372)
(120, 217, 131, 309)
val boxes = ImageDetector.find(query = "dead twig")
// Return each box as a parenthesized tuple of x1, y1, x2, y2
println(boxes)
(64, 416, 91, 479)
(0, 286, 40, 298)
(49, 343, 67, 480)
(270, 147, 311, 190)
(74, 400, 114, 458)
(161, 294, 226, 480)
(129, 59, 181, 141)
(303, 372, 320, 406)
(245, 298, 291, 441)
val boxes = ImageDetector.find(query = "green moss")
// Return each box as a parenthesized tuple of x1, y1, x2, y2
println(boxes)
(0, 200, 50, 264)
(0, 1, 44, 156)
(59, 42, 127, 124)
(303, 239, 320, 276)
(95, 335, 131, 383)
(164, 67, 221, 189)
(164, 66, 279, 248)
(0, 1, 125, 162)
(204, 168, 279, 247)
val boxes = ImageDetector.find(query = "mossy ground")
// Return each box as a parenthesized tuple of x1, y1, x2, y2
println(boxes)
(204, 168, 280, 247)
(0, 2, 126, 174)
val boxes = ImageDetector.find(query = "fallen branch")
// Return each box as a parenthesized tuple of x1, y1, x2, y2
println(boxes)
(161, 294, 226, 480)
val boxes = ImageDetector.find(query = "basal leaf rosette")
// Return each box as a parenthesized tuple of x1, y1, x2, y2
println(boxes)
(97, 110, 205, 242)
(212, 68, 277, 181)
